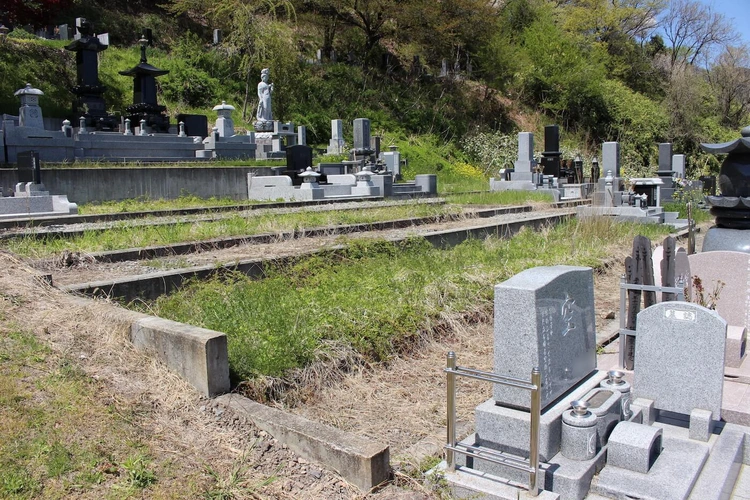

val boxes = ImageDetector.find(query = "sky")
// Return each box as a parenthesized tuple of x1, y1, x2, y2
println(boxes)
(698, 0, 750, 46)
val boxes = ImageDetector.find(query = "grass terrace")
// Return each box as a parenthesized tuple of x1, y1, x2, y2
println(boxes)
(141, 218, 672, 391)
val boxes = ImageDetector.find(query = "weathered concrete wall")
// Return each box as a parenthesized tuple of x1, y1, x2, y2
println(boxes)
(0, 166, 277, 204)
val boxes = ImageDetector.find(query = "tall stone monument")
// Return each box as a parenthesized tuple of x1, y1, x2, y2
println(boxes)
(64, 19, 118, 130)
(118, 34, 170, 133)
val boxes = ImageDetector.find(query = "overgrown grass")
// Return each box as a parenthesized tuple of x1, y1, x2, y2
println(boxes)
(80, 195, 255, 215)
(4, 203, 462, 259)
(145, 218, 671, 380)
(0, 327, 204, 498)
(445, 191, 555, 205)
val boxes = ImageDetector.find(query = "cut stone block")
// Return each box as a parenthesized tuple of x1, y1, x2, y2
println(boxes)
(475, 371, 606, 462)
(632, 398, 656, 425)
(607, 421, 663, 473)
(726, 325, 747, 369)
(689, 408, 714, 442)
(582, 388, 622, 448)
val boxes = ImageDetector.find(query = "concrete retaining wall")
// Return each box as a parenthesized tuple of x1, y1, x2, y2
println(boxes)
(0, 166, 277, 204)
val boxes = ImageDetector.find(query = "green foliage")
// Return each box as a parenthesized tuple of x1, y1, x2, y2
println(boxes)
(461, 129, 517, 175)
(123, 454, 157, 488)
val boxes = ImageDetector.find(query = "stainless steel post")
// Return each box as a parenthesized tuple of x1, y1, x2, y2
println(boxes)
(619, 274, 626, 369)
(529, 367, 541, 496)
(446, 351, 457, 471)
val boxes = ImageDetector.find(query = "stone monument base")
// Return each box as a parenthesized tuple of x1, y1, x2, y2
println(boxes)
(474, 371, 606, 463)
(701, 226, 750, 253)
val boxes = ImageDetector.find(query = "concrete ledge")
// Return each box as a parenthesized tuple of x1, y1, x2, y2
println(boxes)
(215, 393, 390, 492)
(131, 316, 230, 397)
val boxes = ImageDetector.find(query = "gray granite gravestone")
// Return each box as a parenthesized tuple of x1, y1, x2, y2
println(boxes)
(493, 266, 597, 410)
(658, 143, 672, 173)
(353, 118, 372, 155)
(513, 132, 534, 181)
(633, 302, 726, 418)
(672, 154, 685, 178)
(602, 142, 620, 178)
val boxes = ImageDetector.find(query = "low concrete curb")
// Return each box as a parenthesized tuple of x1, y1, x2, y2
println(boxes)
(131, 317, 230, 397)
(215, 393, 390, 492)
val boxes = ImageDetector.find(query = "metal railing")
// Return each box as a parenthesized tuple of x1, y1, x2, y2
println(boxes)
(444, 351, 541, 496)
(618, 276, 686, 368)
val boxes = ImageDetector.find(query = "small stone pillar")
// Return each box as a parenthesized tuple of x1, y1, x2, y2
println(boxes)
(352, 165, 377, 196)
(604, 170, 614, 207)
(178, 121, 186, 138)
(297, 125, 307, 146)
(561, 400, 598, 461)
(600, 370, 632, 420)
(61, 119, 73, 138)
(123, 118, 133, 135)
(15, 83, 45, 129)
(79, 116, 87, 134)
(139, 119, 148, 136)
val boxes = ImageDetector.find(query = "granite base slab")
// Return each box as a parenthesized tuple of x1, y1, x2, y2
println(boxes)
(455, 434, 604, 500)
(591, 437, 709, 500)
(687, 423, 745, 500)
(434, 461, 560, 500)
(476, 371, 607, 462)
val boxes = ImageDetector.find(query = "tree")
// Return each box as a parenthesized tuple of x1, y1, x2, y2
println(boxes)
(661, 0, 737, 74)
(708, 44, 750, 129)
(1, 0, 74, 28)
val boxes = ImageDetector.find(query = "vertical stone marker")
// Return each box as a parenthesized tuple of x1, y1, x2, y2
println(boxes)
(513, 132, 534, 181)
(633, 302, 726, 418)
(493, 266, 597, 410)
(353, 118, 372, 155)
(602, 142, 621, 178)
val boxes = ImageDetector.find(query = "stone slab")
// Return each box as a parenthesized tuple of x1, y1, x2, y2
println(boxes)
(493, 266, 597, 410)
(216, 394, 390, 492)
(722, 381, 750, 426)
(633, 302, 726, 418)
(688, 423, 745, 500)
(592, 437, 709, 500)
(131, 316, 230, 397)
(702, 227, 750, 254)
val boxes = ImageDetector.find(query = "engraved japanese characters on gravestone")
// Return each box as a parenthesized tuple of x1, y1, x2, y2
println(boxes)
(493, 266, 597, 410)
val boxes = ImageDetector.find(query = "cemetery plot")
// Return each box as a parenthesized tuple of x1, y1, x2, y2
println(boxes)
(133, 218, 671, 401)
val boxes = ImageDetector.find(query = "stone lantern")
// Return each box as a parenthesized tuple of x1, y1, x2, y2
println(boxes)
(212, 101, 235, 138)
(14, 83, 44, 129)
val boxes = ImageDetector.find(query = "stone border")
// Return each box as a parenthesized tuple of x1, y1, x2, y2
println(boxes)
(215, 394, 390, 492)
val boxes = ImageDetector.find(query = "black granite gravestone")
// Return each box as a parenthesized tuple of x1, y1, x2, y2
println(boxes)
(541, 125, 561, 177)
(17, 151, 41, 184)
(176, 114, 209, 138)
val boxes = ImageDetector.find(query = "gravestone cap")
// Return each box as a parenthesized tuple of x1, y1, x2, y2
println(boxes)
(14, 83, 43, 98)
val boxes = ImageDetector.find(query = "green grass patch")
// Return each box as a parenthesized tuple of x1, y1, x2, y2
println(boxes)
(145, 218, 671, 380)
(445, 191, 555, 205)
(4, 203, 461, 259)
